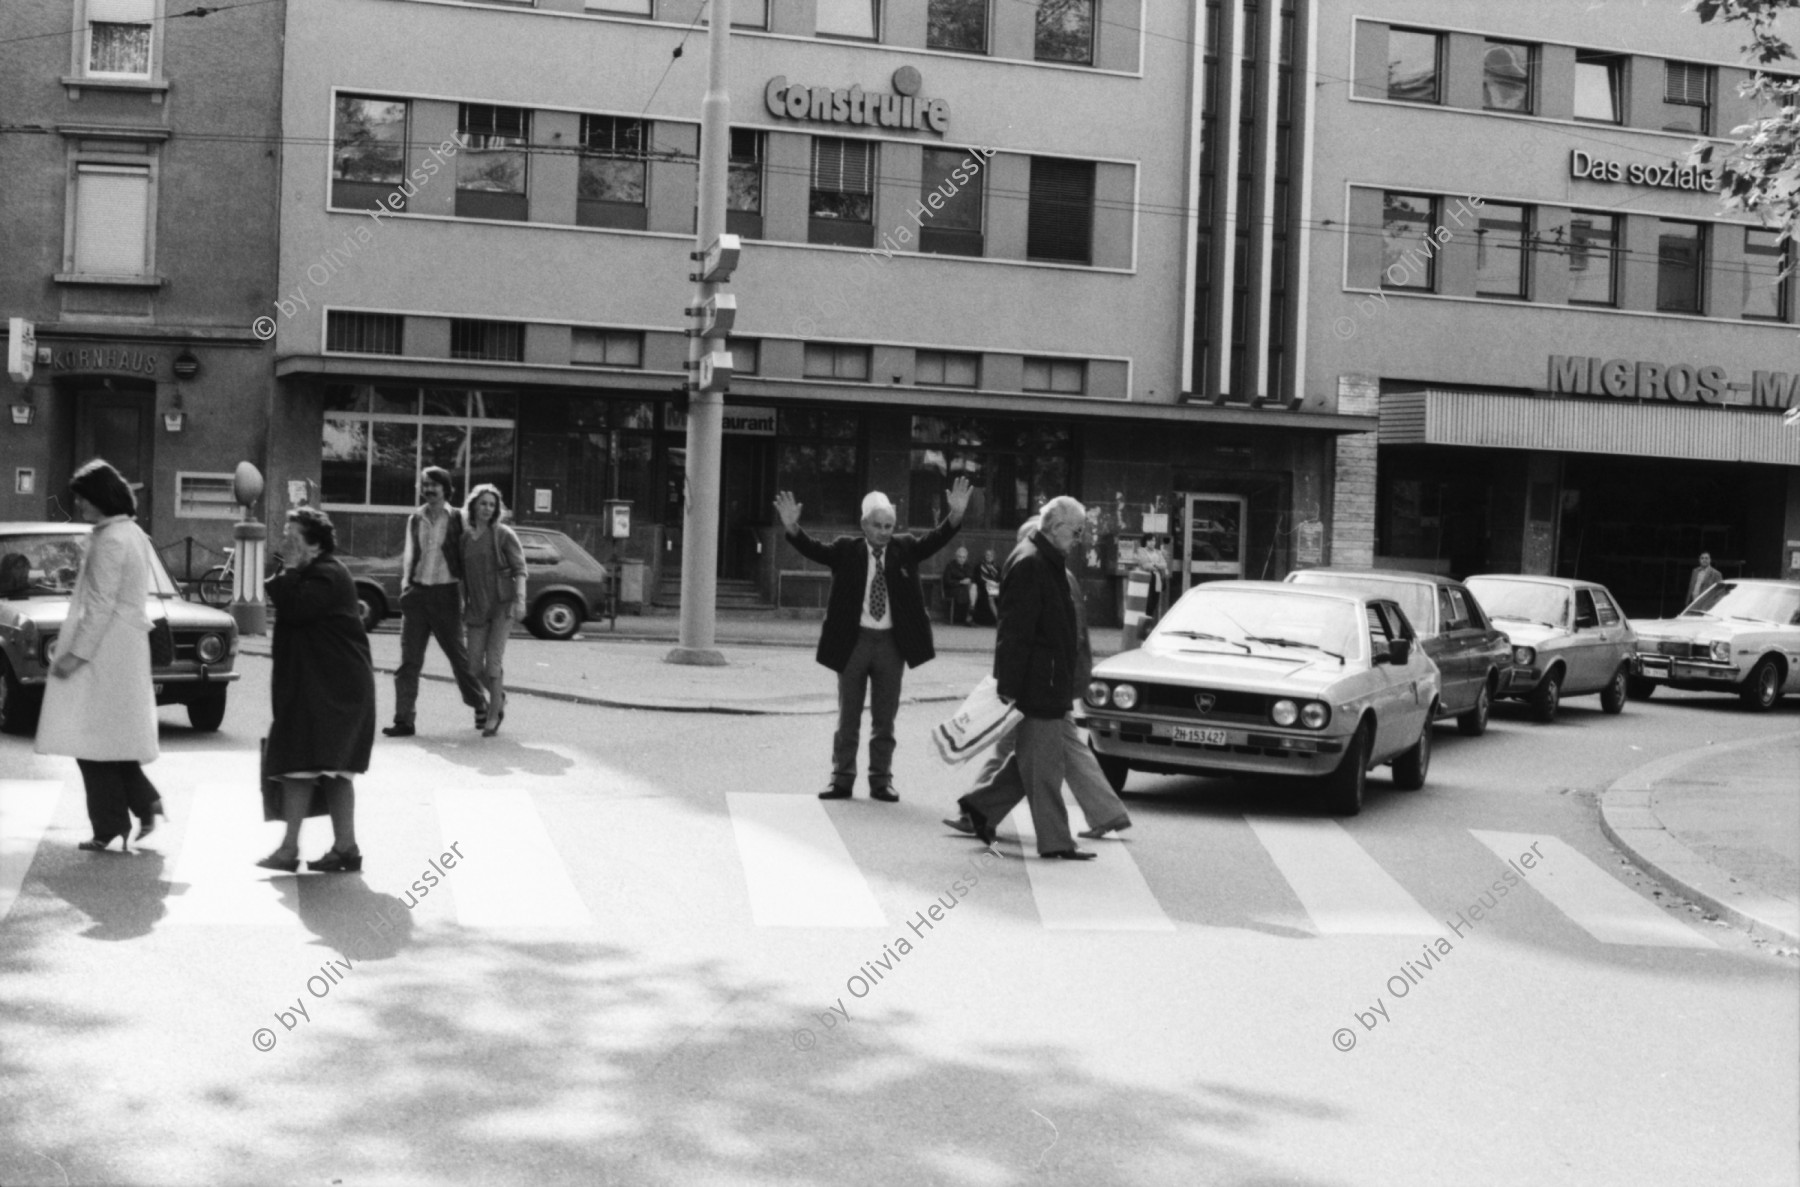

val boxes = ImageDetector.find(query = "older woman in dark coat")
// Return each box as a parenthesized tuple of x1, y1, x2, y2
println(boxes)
(256, 508, 377, 874)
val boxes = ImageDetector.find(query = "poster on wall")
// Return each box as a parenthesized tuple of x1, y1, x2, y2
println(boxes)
(1296, 519, 1324, 566)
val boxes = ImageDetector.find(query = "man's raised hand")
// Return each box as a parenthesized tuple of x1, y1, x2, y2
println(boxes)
(945, 476, 974, 520)
(773, 491, 803, 533)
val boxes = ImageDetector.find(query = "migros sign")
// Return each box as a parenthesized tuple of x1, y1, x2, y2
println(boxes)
(1547, 355, 1797, 409)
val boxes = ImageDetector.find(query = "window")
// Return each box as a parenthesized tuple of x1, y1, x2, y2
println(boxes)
(449, 319, 525, 362)
(586, 0, 652, 15)
(728, 129, 764, 238)
(87, 0, 153, 77)
(1594, 590, 1621, 626)
(321, 385, 517, 511)
(72, 164, 150, 276)
(778, 408, 862, 524)
(809, 138, 875, 248)
(325, 311, 404, 355)
(518, 396, 655, 521)
(1022, 357, 1085, 393)
(1027, 157, 1094, 264)
(175, 473, 239, 520)
(1573, 589, 1599, 629)
(916, 350, 980, 387)
(1743, 227, 1790, 321)
(907, 416, 1071, 531)
(817, 0, 879, 40)
(457, 104, 530, 221)
(1568, 212, 1619, 306)
(1475, 203, 1529, 299)
(733, 0, 769, 28)
(1575, 51, 1625, 123)
(1482, 40, 1534, 113)
(577, 116, 646, 230)
(1380, 191, 1435, 291)
(804, 343, 871, 380)
(1664, 61, 1713, 133)
(332, 96, 409, 211)
(571, 329, 643, 368)
(1656, 220, 1705, 314)
(1366, 603, 1400, 655)
(929, 0, 988, 53)
(1439, 587, 1468, 632)
(918, 149, 985, 257)
(1387, 28, 1440, 103)
(1035, 0, 1094, 65)
(726, 337, 760, 375)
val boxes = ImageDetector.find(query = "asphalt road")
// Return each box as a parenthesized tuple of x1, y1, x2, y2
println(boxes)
(1, 658, 1794, 1186)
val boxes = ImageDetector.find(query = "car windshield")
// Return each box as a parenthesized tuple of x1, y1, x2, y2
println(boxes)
(1289, 573, 1434, 635)
(1683, 582, 1800, 625)
(1466, 579, 1568, 629)
(1151, 588, 1361, 660)
(0, 531, 180, 599)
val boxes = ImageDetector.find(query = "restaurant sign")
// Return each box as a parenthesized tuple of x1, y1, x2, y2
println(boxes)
(766, 66, 949, 135)
(1547, 355, 1797, 410)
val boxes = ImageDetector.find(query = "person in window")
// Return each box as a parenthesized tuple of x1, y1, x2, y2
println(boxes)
(385, 466, 489, 737)
(774, 478, 972, 802)
(971, 548, 1000, 627)
(1687, 552, 1722, 607)
(942, 546, 975, 625)
(36, 459, 168, 853)
(258, 508, 377, 873)
(459, 484, 526, 737)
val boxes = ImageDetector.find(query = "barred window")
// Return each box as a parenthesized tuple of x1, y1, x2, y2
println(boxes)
(449, 319, 525, 362)
(325, 311, 404, 355)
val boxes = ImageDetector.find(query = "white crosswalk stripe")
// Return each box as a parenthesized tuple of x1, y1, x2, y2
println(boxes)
(0, 780, 63, 925)
(1470, 830, 1715, 948)
(727, 794, 886, 927)
(161, 751, 304, 926)
(1001, 798, 1175, 931)
(432, 786, 597, 931)
(1246, 816, 1441, 935)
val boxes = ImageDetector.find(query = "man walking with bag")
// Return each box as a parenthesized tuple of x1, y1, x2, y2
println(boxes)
(775, 477, 972, 802)
(384, 466, 489, 737)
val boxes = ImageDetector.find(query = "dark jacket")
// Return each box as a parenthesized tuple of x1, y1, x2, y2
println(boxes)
(264, 554, 377, 779)
(994, 531, 1079, 719)
(788, 516, 962, 671)
(942, 558, 974, 605)
(401, 505, 466, 589)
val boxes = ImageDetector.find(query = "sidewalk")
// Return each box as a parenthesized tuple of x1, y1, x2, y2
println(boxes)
(1599, 730, 1800, 947)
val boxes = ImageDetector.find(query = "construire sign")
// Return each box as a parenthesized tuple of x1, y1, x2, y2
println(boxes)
(766, 66, 949, 135)
(1568, 150, 1717, 192)
(1547, 355, 1798, 410)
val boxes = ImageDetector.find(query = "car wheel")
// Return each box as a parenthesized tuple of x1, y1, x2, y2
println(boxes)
(1392, 707, 1433, 791)
(1626, 675, 1657, 701)
(187, 691, 227, 733)
(1740, 657, 1783, 712)
(1530, 669, 1562, 724)
(0, 656, 44, 736)
(356, 587, 386, 634)
(1320, 719, 1371, 817)
(532, 594, 583, 641)
(1456, 679, 1491, 737)
(197, 565, 234, 608)
(1599, 666, 1628, 715)
(1090, 741, 1130, 794)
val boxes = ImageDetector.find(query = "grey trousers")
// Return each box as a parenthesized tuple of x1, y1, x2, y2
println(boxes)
(963, 714, 1131, 833)
(394, 583, 488, 724)
(961, 715, 1076, 856)
(832, 628, 903, 789)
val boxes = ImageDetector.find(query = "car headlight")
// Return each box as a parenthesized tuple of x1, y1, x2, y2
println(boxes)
(1301, 701, 1330, 730)
(196, 633, 227, 664)
(1111, 683, 1138, 710)
(1085, 680, 1110, 707)
(1512, 645, 1535, 668)
(1270, 699, 1298, 726)
(1709, 640, 1731, 663)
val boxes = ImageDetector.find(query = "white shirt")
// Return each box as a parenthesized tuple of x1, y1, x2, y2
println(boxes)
(859, 540, 893, 630)
(415, 504, 453, 586)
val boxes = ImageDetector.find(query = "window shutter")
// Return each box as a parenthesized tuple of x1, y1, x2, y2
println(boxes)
(1027, 157, 1095, 263)
(74, 165, 149, 275)
(1665, 61, 1709, 104)
(90, 0, 153, 21)
(812, 138, 872, 194)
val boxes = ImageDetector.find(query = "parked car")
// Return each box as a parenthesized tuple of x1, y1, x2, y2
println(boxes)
(1629, 578, 1800, 711)
(1285, 568, 1514, 736)
(1463, 575, 1636, 723)
(1083, 580, 1441, 816)
(0, 523, 239, 734)
(340, 526, 609, 640)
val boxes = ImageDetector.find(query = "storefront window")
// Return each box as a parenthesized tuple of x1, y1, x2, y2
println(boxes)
(321, 384, 516, 511)
(777, 408, 862, 524)
(906, 416, 1072, 531)
(518, 395, 658, 521)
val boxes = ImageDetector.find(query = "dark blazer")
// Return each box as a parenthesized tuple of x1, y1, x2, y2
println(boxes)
(264, 555, 377, 782)
(788, 516, 961, 671)
(994, 531, 1078, 719)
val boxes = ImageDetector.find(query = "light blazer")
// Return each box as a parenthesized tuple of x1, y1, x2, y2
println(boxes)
(787, 516, 961, 672)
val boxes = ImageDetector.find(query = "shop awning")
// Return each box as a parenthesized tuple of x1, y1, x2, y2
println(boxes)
(1379, 389, 1800, 466)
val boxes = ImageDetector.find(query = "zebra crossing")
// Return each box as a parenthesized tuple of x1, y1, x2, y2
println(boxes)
(0, 746, 1716, 950)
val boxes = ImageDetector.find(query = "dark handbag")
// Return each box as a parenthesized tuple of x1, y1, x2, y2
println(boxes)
(260, 738, 331, 822)
(149, 616, 174, 666)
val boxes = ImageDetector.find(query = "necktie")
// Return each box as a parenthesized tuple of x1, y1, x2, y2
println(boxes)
(869, 547, 888, 620)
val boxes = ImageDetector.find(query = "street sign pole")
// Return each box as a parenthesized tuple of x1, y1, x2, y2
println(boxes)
(667, 0, 733, 667)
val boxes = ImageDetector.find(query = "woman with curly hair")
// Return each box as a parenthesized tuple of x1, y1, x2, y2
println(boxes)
(460, 483, 526, 737)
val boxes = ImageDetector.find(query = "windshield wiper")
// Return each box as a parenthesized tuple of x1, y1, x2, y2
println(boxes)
(1728, 615, 1771, 624)
(1492, 615, 1556, 629)
(1244, 635, 1346, 664)
(1160, 630, 1251, 654)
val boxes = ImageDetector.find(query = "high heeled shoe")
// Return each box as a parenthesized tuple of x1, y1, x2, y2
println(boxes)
(481, 706, 505, 738)
(255, 852, 299, 872)
(307, 848, 363, 873)
(135, 800, 169, 841)
(78, 835, 127, 854)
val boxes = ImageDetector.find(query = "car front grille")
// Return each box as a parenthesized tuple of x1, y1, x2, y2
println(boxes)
(1647, 640, 1708, 659)
(1137, 684, 1271, 725)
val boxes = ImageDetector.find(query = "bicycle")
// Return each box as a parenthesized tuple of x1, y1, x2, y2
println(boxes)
(196, 548, 285, 607)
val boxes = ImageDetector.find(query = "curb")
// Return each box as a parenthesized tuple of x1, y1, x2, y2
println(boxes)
(1597, 736, 1800, 946)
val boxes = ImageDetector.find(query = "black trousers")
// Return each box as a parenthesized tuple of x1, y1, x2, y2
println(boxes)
(832, 628, 903, 789)
(394, 582, 488, 723)
(76, 760, 162, 842)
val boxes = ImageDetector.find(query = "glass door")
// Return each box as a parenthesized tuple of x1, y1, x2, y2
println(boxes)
(1177, 493, 1246, 593)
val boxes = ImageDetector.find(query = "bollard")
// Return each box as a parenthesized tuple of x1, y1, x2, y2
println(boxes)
(1119, 568, 1151, 653)
(231, 520, 268, 636)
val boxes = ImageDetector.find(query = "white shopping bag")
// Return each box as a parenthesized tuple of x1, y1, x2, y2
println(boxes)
(931, 675, 1023, 765)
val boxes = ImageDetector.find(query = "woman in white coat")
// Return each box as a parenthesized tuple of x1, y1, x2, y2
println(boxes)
(35, 459, 166, 852)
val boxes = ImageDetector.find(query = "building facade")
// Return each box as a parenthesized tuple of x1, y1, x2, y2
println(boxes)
(0, 0, 283, 573)
(1310, 3, 1800, 618)
(269, 0, 1360, 619)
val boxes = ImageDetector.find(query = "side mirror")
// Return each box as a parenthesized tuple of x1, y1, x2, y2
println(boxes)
(1388, 638, 1413, 666)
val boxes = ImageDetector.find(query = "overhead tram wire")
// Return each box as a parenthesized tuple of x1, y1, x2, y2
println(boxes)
(638, 0, 710, 119)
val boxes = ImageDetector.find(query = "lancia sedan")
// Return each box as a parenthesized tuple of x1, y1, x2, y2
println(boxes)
(0, 523, 239, 734)
(1083, 581, 1441, 816)
(1285, 568, 1514, 736)
(1629, 578, 1800, 711)
(1463, 575, 1636, 723)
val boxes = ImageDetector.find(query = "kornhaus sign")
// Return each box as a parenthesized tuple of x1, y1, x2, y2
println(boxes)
(766, 66, 949, 134)
(1547, 355, 1797, 410)
(1568, 150, 1717, 192)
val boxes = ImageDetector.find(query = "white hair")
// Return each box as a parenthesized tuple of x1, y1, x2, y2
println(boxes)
(1039, 496, 1086, 532)
(860, 491, 896, 523)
